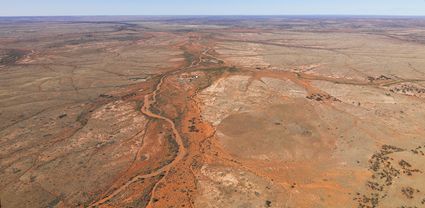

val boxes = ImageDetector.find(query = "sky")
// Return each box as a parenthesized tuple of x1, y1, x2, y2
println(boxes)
(1, 0, 425, 16)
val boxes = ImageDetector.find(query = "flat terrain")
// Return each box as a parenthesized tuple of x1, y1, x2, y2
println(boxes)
(1, 16, 425, 208)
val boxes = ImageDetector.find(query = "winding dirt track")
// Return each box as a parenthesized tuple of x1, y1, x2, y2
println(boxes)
(88, 75, 186, 207)
(89, 46, 209, 207)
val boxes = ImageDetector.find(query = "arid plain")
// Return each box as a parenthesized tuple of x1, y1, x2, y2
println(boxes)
(1, 16, 425, 208)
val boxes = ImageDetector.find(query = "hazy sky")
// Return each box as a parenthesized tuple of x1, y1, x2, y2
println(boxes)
(1, 0, 425, 16)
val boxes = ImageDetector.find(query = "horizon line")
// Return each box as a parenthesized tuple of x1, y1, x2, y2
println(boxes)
(1, 14, 425, 18)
